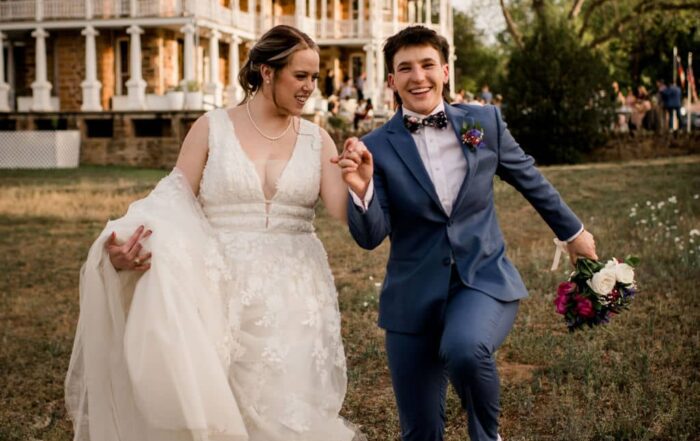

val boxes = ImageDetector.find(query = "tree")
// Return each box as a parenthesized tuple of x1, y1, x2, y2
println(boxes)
(451, 10, 505, 95)
(499, 0, 700, 50)
(502, 17, 614, 164)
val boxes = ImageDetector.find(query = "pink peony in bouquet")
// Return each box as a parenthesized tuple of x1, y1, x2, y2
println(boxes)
(554, 257, 639, 331)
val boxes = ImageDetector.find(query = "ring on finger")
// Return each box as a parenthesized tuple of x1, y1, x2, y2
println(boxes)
(134, 257, 142, 266)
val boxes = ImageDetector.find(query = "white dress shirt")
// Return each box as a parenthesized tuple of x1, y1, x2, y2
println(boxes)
(351, 102, 466, 216)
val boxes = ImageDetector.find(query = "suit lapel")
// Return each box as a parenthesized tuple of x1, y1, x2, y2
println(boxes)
(386, 110, 446, 215)
(445, 104, 479, 214)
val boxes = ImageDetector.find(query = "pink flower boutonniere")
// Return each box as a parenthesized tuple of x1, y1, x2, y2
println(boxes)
(460, 121, 485, 151)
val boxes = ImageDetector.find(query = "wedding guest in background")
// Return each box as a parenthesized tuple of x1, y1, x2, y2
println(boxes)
(631, 86, 651, 131)
(492, 93, 503, 110)
(480, 83, 493, 104)
(324, 69, 335, 97)
(355, 72, 366, 101)
(340, 77, 355, 99)
(353, 98, 374, 130)
(660, 79, 682, 131)
(452, 88, 466, 104)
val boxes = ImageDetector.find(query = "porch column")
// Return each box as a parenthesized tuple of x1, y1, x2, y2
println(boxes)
(35, 0, 44, 21)
(376, 44, 385, 109)
(181, 23, 196, 86)
(249, 0, 257, 32)
(31, 27, 52, 111)
(333, 0, 340, 37)
(205, 29, 223, 107)
(392, 0, 399, 33)
(226, 35, 242, 106)
(126, 24, 146, 109)
(0, 32, 10, 112)
(295, 0, 306, 32)
(439, 0, 447, 35)
(320, 0, 327, 38)
(358, 0, 364, 37)
(369, 0, 382, 40)
(425, 0, 431, 25)
(81, 26, 102, 111)
(232, 0, 240, 26)
(308, 0, 317, 37)
(363, 43, 375, 107)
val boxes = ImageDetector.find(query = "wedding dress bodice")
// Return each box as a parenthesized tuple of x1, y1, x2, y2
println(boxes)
(198, 109, 322, 235)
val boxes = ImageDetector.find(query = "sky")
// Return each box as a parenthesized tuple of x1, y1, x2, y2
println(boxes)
(452, 0, 506, 44)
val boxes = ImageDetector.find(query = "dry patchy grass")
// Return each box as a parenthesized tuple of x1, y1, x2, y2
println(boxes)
(1, 159, 699, 441)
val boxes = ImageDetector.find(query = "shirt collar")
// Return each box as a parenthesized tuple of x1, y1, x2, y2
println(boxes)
(402, 101, 446, 119)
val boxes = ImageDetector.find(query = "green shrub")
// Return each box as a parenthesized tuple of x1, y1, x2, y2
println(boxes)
(503, 18, 615, 164)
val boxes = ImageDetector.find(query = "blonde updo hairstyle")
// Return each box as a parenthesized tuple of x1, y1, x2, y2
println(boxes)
(238, 25, 319, 105)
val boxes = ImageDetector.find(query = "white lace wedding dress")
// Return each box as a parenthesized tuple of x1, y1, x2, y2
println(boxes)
(65, 109, 359, 441)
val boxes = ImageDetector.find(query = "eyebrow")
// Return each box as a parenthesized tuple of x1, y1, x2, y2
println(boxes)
(293, 70, 320, 75)
(397, 58, 438, 67)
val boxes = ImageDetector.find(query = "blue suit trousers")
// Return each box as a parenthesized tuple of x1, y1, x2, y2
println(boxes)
(385, 266, 519, 441)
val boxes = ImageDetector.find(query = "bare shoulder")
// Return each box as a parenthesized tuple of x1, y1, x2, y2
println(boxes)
(175, 112, 213, 192)
(182, 112, 211, 147)
(315, 124, 339, 157)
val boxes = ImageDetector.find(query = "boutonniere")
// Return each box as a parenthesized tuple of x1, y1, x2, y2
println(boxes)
(460, 121, 485, 151)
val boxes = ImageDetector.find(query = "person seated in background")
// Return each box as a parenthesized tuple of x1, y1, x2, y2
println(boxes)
(327, 95, 340, 115)
(452, 88, 466, 104)
(465, 91, 481, 105)
(339, 78, 355, 99)
(492, 93, 503, 110)
(353, 98, 374, 130)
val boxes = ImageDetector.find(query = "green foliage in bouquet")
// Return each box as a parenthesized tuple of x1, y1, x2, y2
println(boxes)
(555, 256, 639, 331)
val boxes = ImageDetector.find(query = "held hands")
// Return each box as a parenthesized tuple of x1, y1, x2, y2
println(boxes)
(106, 225, 153, 272)
(566, 229, 598, 265)
(330, 137, 373, 199)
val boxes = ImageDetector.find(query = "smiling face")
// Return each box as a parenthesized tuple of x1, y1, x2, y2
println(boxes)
(267, 48, 320, 116)
(388, 44, 449, 115)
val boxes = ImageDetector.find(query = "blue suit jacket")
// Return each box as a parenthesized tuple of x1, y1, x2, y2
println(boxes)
(348, 102, 583, 334)
(661, 85, 682, 109)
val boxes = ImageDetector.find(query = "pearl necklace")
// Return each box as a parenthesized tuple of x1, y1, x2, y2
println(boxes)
(246, 99, 294, 141)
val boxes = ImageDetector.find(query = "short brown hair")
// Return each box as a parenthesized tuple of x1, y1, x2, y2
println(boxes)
(383, 26, 451, 106)
(238, 25, 318, 104)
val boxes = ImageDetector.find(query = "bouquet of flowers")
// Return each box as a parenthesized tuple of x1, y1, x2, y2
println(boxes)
(554, 257, 640, 331)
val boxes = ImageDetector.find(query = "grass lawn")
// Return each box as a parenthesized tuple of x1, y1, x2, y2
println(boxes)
(1, 158, 699, 441)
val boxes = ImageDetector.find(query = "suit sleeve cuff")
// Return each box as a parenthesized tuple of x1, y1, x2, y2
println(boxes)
(349, 180, 374, 213)
(564, 225, 584, 243)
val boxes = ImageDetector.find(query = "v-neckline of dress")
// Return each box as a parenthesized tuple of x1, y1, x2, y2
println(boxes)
(223, 110, 303, 204)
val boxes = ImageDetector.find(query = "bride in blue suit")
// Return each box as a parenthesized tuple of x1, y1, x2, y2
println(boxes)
(335, 26, 598, 441)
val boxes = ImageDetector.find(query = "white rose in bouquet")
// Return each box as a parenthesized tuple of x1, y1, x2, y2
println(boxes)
(614, 263, 635, 284)
(587, 268, 617, 295)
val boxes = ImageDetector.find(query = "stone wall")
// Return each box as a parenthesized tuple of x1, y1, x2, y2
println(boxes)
(55, 31, 85, 111)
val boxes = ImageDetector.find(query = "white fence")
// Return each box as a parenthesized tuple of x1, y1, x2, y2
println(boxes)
(0, 131, 80, 168)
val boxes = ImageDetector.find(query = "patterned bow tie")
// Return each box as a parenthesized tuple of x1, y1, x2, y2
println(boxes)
(403, 111, 448, 133)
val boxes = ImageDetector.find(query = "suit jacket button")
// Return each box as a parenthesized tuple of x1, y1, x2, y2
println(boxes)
(447, 219, 453, 226)
(442, 257, 451, 266)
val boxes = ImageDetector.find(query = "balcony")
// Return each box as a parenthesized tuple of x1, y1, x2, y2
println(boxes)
(0, 0, 253, 32)
(0, 0, 445, 40)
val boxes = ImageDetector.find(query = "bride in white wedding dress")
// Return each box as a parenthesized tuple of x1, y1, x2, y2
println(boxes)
(65, 25, 366, 441)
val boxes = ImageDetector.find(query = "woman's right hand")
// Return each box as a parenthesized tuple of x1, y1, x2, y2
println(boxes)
(106, 225, 153, 272)
(332, 137, 374, 199)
